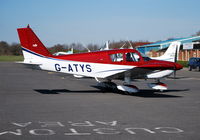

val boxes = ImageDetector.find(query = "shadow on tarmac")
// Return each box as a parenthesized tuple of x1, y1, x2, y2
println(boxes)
(34, 89, 103, 94)
(34, 88, 189, 98)
(120, 89, 189, 98)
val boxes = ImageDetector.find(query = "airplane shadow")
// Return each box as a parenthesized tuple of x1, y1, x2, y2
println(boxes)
(119, 89, 189, 98)
(166, 76, 189, 80)
(34, 89, 104, 94)
(92, 85, 189, 98)
(34, 87, 189, 98)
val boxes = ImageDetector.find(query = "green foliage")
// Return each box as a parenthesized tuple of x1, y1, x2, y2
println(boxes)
(48, 44, 67, 54)
(177, 61, 188, 67)
(0, 41, 22, 55)
(0, 55, 24, 61)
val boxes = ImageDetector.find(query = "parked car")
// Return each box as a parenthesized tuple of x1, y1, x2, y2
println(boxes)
(188, 57, 200, 71)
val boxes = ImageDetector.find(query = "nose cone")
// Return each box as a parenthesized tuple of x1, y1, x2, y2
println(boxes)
(175, 63, 183, 70)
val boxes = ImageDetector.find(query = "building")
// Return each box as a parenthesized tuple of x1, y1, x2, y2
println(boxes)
(136, 36, 200, 61)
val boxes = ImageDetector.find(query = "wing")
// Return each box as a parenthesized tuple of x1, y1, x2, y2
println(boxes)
(106, 67, 154, 80)
(106, 63, 175, 80)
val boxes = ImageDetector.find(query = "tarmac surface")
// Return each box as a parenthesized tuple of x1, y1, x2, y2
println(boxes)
(0, 62, 200, 140)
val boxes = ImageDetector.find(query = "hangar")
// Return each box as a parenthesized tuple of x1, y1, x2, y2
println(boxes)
(137, 36, 200, 61)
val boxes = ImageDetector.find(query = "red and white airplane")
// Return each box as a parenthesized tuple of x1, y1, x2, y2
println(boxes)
(17, 25, 183, 93)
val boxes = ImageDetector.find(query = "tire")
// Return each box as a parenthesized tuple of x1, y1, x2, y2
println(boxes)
(97, 82, 117, 92)
(198, 66, 200, 71)
(189, 66, 192, 71)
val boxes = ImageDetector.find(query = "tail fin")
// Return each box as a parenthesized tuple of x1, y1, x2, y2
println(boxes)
(152, 41, 181, 62)
(17, 25, 52, 63)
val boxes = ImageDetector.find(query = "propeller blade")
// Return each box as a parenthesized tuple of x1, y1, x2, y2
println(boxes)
(173, 70, 176, 79)
(174, 44, 178, 63)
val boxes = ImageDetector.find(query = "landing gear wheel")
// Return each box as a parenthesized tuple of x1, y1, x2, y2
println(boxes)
(97, 82, 118, 92)
(117, 84, 139, 94)
(148, 82, 168, 91)
(189, 66, 192, 71)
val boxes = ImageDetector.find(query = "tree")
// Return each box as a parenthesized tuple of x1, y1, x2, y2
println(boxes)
(10, 43, 22, 55)
(195, 30, 200, 36)
(0, 40, 152, 56)
(87, 44, 99, 51)
(48, 44, 67, 54)
(0, 41, 10, 55)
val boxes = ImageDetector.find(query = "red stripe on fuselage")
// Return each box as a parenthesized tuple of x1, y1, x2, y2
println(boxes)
(52, 49, 182, 70)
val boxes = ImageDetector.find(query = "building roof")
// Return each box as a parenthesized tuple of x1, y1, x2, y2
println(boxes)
(141, 38, 183, 47)
(139, 36, 200, 48)
(136, 36, 200, 54)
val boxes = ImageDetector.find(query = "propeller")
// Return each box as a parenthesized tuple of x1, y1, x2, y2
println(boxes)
(173, 65, 177, 78)
(173, 44, 178, 79)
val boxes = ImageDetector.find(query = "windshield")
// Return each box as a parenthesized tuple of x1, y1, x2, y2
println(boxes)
(126, 52, 140, 62)
(140, 53, 151, 61)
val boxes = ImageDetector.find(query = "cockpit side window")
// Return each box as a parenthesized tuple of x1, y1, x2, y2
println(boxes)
(110, 53, 123, 62)
(126, 53, 140, 62)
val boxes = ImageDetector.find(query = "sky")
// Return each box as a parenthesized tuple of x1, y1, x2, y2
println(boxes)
(1, 0, 200, 47)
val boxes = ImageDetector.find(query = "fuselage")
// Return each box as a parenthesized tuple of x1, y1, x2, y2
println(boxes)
(17, 26, 184, 92)
(23, 48, 182, 79)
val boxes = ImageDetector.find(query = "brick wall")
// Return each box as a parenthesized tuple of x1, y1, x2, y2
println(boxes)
(147, 49, 200, 61)
(179, 50, 200, 61)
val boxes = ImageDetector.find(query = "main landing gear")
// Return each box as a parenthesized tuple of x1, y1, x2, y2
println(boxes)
(95, 77, 139, 94)
(117, 76, 139, 93)
(95, 78, 168, 94)
(96, 81, 118, 92)
(117, 84, 139, 93)
(147, 79, 168, 91)
(96, 81, 139, 93)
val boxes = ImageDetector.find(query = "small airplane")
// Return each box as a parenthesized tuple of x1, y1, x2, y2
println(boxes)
(17, 25, 183, 93)
(151, 41, 181, 62)
(53, 48, 74, 56)
(100, 41, 110, 51)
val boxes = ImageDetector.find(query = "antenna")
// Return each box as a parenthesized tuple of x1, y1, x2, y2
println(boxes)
(120, 43, 126, 49)
(83, 45, 91, 52)
(126, 37, 133, 49)
(128, 40, 133, 49)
